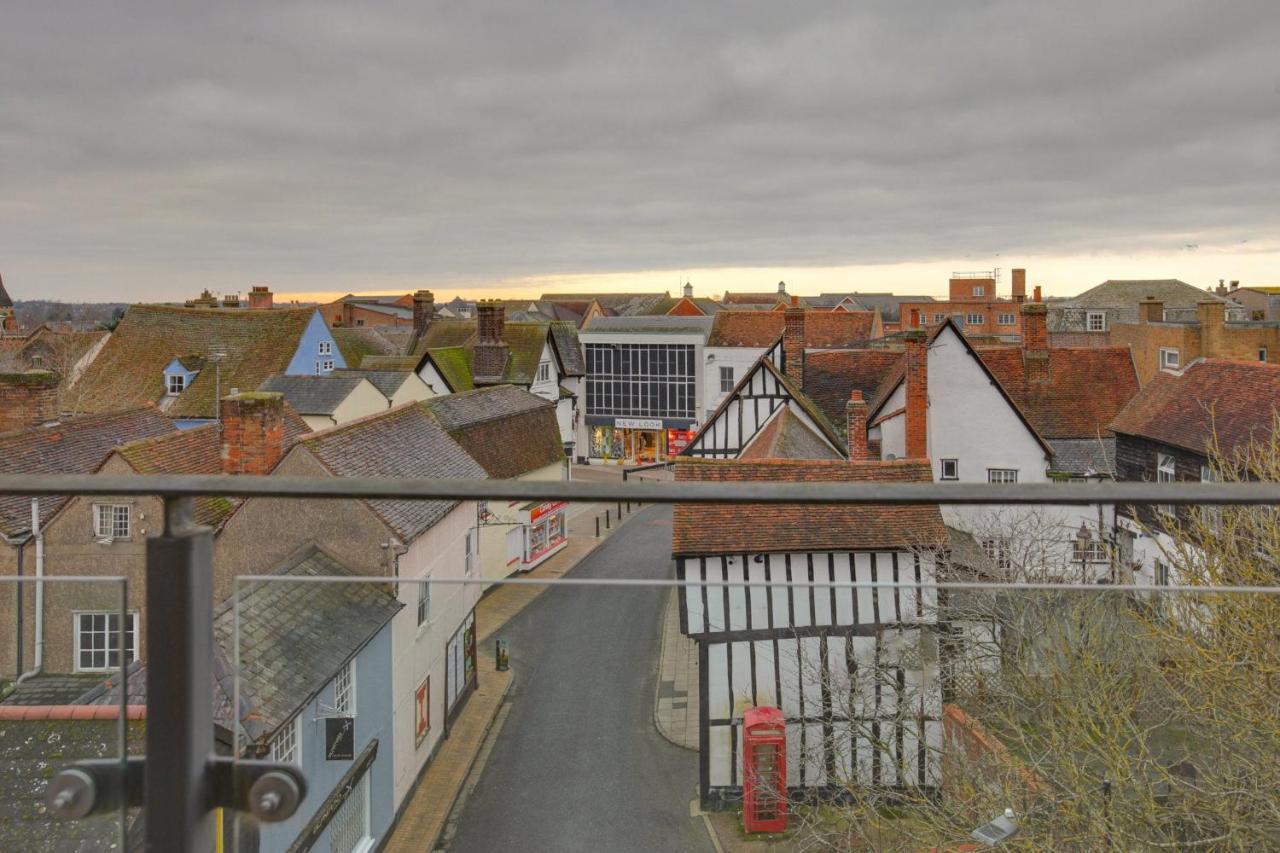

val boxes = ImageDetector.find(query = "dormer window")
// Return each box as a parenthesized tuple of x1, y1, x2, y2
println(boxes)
(167, 374, 186, 395)
(538, 362, 551, 383)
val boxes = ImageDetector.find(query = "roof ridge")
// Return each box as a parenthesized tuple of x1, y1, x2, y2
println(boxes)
(301, 400, 423, 443)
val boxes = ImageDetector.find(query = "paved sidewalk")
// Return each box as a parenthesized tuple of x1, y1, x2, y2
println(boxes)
(654, 588, 699, 750)
(382, 654, 513, 853)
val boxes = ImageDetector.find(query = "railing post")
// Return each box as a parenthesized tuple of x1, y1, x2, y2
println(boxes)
(146, 496, 215, 852)
(595, 515, 600, 538)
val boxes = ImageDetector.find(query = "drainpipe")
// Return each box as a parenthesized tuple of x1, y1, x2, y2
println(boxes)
(16, 499, 43, 683)
(2, 530, 32, 675)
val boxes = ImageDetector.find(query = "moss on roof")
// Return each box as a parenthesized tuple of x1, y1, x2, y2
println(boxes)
(428, 347, 474, 391)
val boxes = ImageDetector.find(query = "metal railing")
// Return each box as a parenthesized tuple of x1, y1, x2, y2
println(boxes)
(3, 473, 1279, 852)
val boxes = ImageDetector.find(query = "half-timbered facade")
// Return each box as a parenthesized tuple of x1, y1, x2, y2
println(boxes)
(674, 459, 947, 808)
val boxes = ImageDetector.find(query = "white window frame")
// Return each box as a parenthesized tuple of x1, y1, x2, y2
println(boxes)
(972, 285, 985, 297)
(981, 537, 1011, 571)
(966, 313, 984, 326)
(73, 611, 139, 672)
(719, 365, 734, 393)
(940, 458, 959, 480)
(1086, 311, 1107, 332)
(417, 577, 431, 626)
(1072, 538, 1107, 563)
(464, 530, 475, 576)
(93, 503, 132, 540)
(1154, 559, 1170, 587)
(997, 313, 1016, 325)
(333, 660, 356, 716)
(330, 770, 372, 853)
(1157, 452, 1177, 516)
(318, 340, 333, 356)
(1159, 348, 1180, 370)
(321, 359, 335, 373)
(933, 313, 947, 324)
(537, 361, 551, 383)
(166, 373, 186, 395)
(987, 469, 1018, 484)
(271, 716, 302, 765)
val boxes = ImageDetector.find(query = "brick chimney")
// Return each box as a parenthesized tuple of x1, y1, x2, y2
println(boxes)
(1139, 296, 1164, 324)
(1197, 300, 1226, 353)
(783, 296, 806, 387)
(413, 290, 434, 337)
(903, 330, 928, 459)
(1033, 285, 1042, 302)
(845, 390, 869, 461)
(221, 293, 241, 309)
(1011, 268, 1026, 303)
(473, 300, 509, 382)
(0, 370, 59, 433)
(248, 285, 273, 310)
(1022, 303, 1050, 383)
(909, 308, 921, 328)
(220, 392, 284, 475)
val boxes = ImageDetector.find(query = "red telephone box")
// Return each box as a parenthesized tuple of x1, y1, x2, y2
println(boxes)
(742, 706, 788, 833)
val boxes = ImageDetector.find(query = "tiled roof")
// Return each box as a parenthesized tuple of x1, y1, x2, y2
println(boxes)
(548, 321, 585, 376)
(723, 292, 787, 305)
(824, 293, 935, 323)
(579, 315, 714, 336)
(802, 350, 904, 437)
(672, 458, 946, 555)
(114, 424, 240, 527)
(425, 347, 474, 392)
(977, 346, 1139, 439)
(1057, 280, 1223, 311)
(1109, 359, 1280, 457)
(707, 311, 877, 348)
(740, 407, 844, 460)
(211, 546, 402, 741)
(331, 326, 406, 367)
(259, 373, 367, 415)
(301, 403, 487, 541)
(332, 368, 411, 398)
(422, 387, 564, 478)
(359, 355, 420, 371)
(0, 407, 175, 536)
(540, 293, 672, 315)
(72, 304, 317, 418)
(409, 320, 552, 386)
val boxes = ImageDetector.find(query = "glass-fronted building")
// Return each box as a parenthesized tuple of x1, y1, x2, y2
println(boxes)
(577, 316, 712, 463)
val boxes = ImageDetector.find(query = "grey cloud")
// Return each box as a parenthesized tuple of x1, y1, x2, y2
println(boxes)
(1, 0, 1279, 298)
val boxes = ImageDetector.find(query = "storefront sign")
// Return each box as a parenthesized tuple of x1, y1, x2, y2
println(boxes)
(414, 677, 430, 747)
(529, 500, 568, 523)
(615, 417, 663, 430)
(324, 716, 355, 760)
(667, 429, 695, 456)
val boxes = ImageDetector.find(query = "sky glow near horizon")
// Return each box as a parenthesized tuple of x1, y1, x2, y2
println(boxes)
(2, 2, 1278, 304)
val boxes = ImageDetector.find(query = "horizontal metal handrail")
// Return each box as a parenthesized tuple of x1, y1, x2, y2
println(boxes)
(0, 474, 1279, 505)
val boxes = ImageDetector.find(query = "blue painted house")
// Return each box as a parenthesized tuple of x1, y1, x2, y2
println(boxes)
(72, 304, 346, 427)
(214, 546, 401, 853)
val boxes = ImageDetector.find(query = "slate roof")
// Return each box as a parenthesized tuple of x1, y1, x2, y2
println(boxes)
(421, 387, 564, 478)
(0, 407, 175, 537)
(300, 403, 487, 541)
(1052, 280, 1229, 326)
(579, 315, 714, 336)
(707, 311, 878, 348)
(0, 274, 11, 308)
(73, 304, 318, 418)
(1048, 438, 1117, 477)
(260, 373, 368, 415)
(0, 673, 109, 706)
(1109, 358, 1280, 458)
(332, 368, 412, 398)
(211, 546, 402, 741)
(673, 458, 946, 555)
(740, 407, 844, 460)
(723, 292, 788, 306)
(825, 293, 935, 323)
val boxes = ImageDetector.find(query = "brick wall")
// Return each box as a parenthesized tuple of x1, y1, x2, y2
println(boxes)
(904, 330, 928, 459)
(0, 371, 59, 433)
(1110, 320, 1278, 385)
(220, 392, 285, 475)
(783, 298, 805, 386)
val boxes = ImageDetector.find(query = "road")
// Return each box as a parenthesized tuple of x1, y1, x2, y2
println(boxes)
(447, 505, 713, 853)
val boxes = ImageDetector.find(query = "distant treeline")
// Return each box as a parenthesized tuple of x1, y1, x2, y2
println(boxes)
(15, 301, 129, 330)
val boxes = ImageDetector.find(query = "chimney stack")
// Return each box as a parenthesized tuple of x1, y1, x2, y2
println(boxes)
(1197, 300, 1226, 352)
(248, 285, 273, 310)
(1032, 284, 1042, 302)
(473, 300, 509, 382)
(1139, 296, 1164, 324)
(909, 307, 921, 328)
(783, 296, 806, 387)
(413, 290, 435, 338)
(1011, 268, 1026, 303)
(0, 370, 59, 433)
(845, 390, 869, 461)
(220, 392, 285, 475)
(222, 293, 241, 309)
(903, 330, 928, 460)
(1021, 303, 1050, 382)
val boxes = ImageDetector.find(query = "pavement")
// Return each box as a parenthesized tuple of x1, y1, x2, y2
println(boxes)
(654, 588, 700, 751)
(383, 464, 677, 852)
(447, 504, 714, 852)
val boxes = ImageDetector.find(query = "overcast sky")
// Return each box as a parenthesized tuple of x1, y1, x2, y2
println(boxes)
(3, 1, 1279, 303)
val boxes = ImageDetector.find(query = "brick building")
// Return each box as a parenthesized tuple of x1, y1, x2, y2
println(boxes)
(1108, 298, 1277, 384)
(898, 269, 1031, 338)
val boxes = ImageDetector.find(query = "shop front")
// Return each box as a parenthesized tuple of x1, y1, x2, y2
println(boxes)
(518, 500, 568, 570)
(587, 417, 698, 464)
